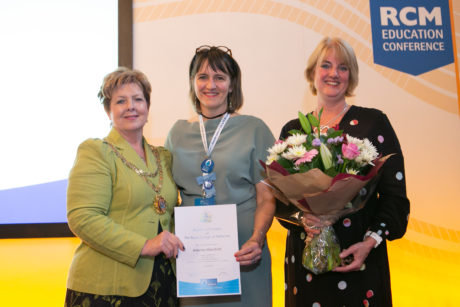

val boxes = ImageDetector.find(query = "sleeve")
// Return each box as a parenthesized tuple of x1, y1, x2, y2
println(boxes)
(66, 139, 147, 268)
(250, 119, 275, 183)
(279, 122, 291, 140)
(368, 112, 410, 241)
(164, 126, 174, 153)
(279, 118, 300, 140)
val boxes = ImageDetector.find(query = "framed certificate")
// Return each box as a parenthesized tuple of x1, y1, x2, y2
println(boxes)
(174, 204, 241, 297)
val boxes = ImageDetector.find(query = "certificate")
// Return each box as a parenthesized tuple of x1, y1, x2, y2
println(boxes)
(174, 204, 241, 297)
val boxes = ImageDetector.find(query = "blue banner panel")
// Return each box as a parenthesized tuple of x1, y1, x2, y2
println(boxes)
(369, 0, 453, 75)
(0, 180, 67, 224)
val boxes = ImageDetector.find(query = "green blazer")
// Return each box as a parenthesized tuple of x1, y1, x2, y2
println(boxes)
(66, 128, 178, 297)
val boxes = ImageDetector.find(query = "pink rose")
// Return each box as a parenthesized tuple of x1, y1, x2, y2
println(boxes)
(342, 143, 360, 160)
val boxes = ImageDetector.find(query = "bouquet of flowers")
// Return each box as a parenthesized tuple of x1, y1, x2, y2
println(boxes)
(261, 110, 391, 274)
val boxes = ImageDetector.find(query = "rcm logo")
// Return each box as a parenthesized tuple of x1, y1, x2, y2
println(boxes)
(369, 0, 453, 76)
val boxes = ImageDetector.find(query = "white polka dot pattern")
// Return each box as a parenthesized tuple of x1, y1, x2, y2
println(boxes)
(338, 280, 347, 290)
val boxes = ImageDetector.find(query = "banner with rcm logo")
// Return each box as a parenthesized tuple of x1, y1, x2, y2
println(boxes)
(369, 0, 454, 76)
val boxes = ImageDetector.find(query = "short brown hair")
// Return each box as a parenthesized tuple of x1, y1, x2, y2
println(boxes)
(305, 37, 359, 97)
(189, 46, 243, 113)
(97, 67, 152, 113)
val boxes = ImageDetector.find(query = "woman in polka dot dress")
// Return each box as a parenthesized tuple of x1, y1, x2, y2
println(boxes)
(278, 37, 410, 307)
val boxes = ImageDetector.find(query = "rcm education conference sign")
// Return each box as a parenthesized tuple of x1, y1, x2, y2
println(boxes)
(370, 0, 453, 76)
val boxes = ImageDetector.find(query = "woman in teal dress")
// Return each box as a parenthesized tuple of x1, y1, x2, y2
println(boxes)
(65, 67, 184, 307)
(165, 46, 276, 307)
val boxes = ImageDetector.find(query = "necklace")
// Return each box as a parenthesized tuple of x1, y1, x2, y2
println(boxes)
(105, 141, 167, 214)
(316, 104, 349, 131)
(198, 110, 228, 119)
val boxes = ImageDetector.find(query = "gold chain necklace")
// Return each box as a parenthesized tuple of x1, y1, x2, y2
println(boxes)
(105, 140, 167, 214)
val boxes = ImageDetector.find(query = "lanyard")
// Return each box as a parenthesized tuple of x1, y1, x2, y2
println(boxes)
(199, 113, 230, 157)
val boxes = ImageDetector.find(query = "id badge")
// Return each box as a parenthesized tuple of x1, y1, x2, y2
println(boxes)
(194, 196, 216, 206)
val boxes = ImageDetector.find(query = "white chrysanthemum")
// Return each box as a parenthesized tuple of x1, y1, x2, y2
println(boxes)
(346, 168, 359, 175)
(288, 145, 307, 158)
(265, 153, 279, 165)
(356, 138, 378, 165)
(281, 151, 295, 160)
(268, 142, 288, 155)
(346, 134, 364, 147)
(286, 134, 307, 146)
(363, 139, 378, 159)
(281, 145, 306, 160)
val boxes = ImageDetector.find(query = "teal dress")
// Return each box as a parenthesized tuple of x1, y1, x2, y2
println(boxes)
(165, 115, 275, 307)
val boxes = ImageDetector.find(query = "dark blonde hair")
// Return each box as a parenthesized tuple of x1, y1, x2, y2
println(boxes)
(97, 67, 152, 113)
(305, 37, 359, 97)
(189, 46, 243, 113)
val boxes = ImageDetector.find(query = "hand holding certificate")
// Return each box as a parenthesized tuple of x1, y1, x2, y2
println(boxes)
(174, 204, 241, 297)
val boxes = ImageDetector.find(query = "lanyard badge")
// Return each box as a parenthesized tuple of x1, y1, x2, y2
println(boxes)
(194, 113, 230, 206)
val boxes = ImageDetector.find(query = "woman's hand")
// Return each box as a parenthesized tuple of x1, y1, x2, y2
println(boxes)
(333, 236, 375, 272)
(301, 213, 322, 240)
(234, 234, 263, 266)
(233, 181, 275, 266)
(140, 230, 184, 258)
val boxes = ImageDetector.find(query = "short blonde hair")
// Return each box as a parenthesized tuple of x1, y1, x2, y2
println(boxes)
(305, 37, 359, 97)
(97, 67, 152, 113)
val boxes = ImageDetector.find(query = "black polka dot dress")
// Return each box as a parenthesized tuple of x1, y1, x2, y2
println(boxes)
(278, 106, 410, 307)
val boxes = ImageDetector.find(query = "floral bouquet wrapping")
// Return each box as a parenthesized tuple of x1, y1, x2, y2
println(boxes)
(261, 110, 391, 274)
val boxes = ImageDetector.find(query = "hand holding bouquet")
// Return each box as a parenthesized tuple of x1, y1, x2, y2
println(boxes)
(262, 110, 390, 274)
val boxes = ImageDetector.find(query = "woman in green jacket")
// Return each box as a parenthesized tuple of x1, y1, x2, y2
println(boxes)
(65, 67, 184, 307)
